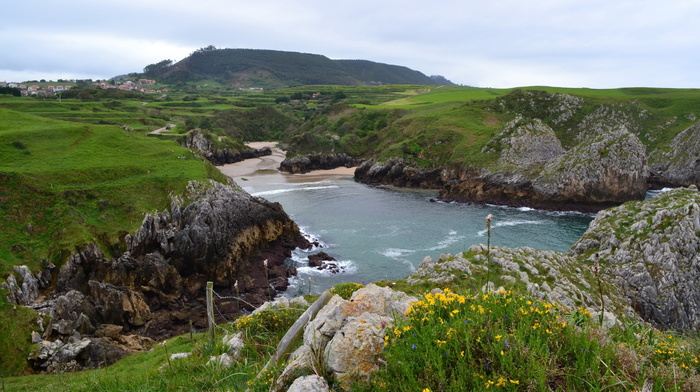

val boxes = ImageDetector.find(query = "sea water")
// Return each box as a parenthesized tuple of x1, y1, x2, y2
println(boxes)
(236, 174, 594, 296)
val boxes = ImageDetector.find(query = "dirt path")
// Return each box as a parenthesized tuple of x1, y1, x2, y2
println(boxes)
(148, 123, 176, 135)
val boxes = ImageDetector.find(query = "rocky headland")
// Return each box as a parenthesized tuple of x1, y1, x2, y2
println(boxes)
(2, 180, 309, 372)
(354, 157, 444, 189)
(351, 90, 698, 212)
(440, 123, 649, 212)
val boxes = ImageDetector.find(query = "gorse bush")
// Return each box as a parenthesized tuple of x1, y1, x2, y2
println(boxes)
(233, 306, 304, 343)
(332, 282, 365, 300)
(369, 289, 700, 391)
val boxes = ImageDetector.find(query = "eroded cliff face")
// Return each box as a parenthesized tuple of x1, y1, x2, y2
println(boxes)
(354, 158, 445, 189)
(279, 153, 363, 174)
(184, 130, 272, 165)
(570, 186, 700, 331)
(5, 180, 309, 372)
(440, 124, 648, 211)
(356, 91, 655, 211)
(650, 122, 700, 187)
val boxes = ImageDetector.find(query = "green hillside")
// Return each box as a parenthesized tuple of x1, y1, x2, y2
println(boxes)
(0, 107, 227, 274)
(281, 85, 700, 169)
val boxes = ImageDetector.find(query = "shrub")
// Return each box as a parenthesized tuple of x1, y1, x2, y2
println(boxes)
(369, 289, 700, 391)
(332, 282, 365, 300)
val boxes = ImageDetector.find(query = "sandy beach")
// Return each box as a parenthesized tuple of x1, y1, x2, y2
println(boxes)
(218, 142, 357, 183)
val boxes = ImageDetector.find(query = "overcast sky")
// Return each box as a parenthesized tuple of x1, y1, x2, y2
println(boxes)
(3, 0, 699, 88)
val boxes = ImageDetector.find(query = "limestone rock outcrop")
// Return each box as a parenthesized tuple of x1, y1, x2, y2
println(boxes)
(184, 130, 272, 166)
(535, 126, 648, 204)
(485, 118, 565, 168)
(11, 180, 309, 373)
(279, 152, 363, 174)
(569, 186, 700, 331)
(650, 122, 700, 187)
(440, 126, 648, 211)
(354, 90, 657, 211)
(354, 158, 444, 189)
(2, 265, 42, 306)
(407, 247, 635, 325)
(274, 284, 417, 391)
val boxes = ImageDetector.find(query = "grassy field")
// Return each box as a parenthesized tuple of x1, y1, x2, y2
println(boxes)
(0, 107, 226, 273)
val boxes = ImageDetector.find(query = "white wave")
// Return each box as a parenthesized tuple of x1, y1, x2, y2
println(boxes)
(424, 230, 464, 251)
(295, 259, 358, 276)
(381, 248, 415, 258)
(287, 179, 336, 187)
(485, 203, 590, 216)
(252, 185, 339, 197)
(379, 248, 419, 273)
(376, 226, 403, 238)
(296, 226, 328, 250)
(477, 219, 544, 236)
(646, 188, 674, 200)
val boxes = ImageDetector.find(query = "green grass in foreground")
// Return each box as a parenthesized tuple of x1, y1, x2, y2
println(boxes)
(4, 303, 305, 392)
(370, 289, 700, 391)
(8, 281, 700, 391)
(5, 281, 700, 391)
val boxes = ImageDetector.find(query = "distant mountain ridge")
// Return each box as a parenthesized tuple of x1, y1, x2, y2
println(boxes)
(141, 47, 454, 87)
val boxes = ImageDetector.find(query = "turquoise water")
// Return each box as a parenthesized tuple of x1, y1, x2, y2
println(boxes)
(237, 174, 594, 296)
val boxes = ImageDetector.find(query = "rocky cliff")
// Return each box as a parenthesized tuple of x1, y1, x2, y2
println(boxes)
(354, 158, 445, 189)
(356, 91, 654, 211)
(184, 130, 272, 166)
(650, 122, 700, 187)
(439, 125, 649, 211)
(279, 153, 363, 174)
(3, 180, 309, 372)
(570, 186, 700, 331)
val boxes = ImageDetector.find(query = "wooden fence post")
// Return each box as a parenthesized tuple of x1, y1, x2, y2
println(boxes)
(206, 281, 215, 342)
(247, 290, 333, 392)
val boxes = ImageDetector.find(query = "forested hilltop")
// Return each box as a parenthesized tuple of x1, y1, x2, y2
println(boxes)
(136, 47, 454, 88)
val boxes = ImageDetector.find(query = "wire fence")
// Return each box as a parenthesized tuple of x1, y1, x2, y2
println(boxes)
(204, 283, 309, 337)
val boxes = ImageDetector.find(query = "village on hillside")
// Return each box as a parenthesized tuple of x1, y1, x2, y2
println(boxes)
(0, 78, 166, 97)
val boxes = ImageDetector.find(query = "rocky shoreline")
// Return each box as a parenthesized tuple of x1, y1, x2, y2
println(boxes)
(347, 91, 700, 212)
(279, 152, 363, 174)
(184, 130, 273, 166)
(2, 180, 309, 372)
